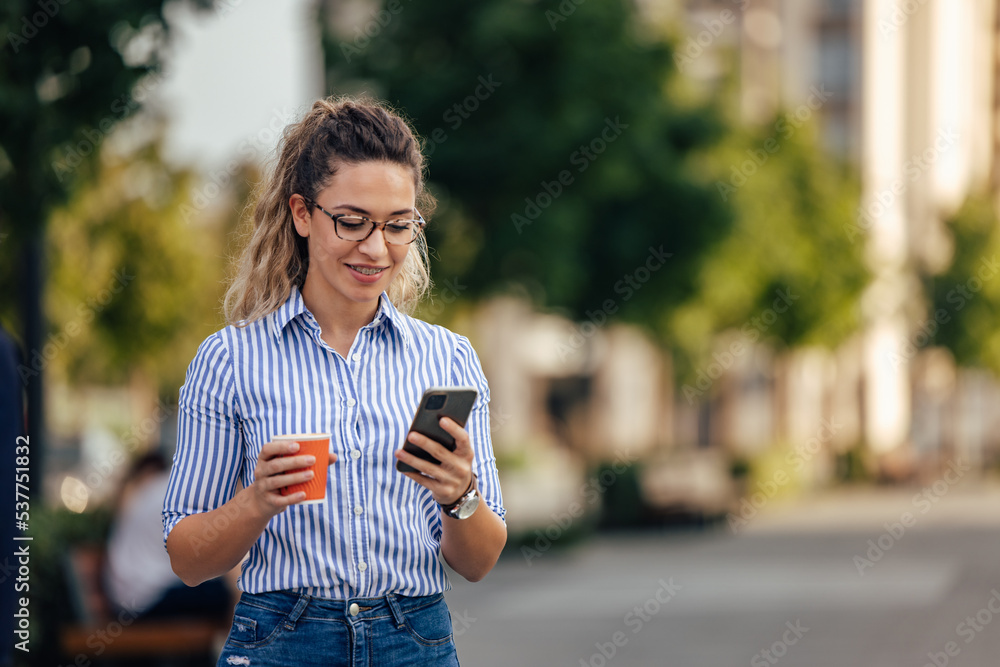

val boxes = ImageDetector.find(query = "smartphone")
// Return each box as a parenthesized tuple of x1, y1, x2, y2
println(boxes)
(396, 387, 478, 473)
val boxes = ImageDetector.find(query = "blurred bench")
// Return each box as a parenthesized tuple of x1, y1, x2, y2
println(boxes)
(60, 545, 227, 664)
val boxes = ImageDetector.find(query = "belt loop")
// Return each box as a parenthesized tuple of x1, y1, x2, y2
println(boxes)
(386, 594, 406, 628)
(283, 593, 311, 630)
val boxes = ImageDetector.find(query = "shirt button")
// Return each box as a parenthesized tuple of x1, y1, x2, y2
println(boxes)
(352, 353, 361, 362)
(358, 562, 367, 572)
(346, 398, 356, 407)
(349, 603, 359, 616)
(354, 505, 363, 515)
(351, 450, 361, 460)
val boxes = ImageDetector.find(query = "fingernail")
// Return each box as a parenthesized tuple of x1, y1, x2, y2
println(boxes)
(289, 442, 299, 452)
(305, 456, 316, 465)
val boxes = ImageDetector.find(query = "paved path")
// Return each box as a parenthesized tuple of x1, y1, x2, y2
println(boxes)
(446, 481, 1000, 666)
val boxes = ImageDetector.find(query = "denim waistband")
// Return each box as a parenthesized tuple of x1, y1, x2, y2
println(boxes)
(237, 590, 445, 627)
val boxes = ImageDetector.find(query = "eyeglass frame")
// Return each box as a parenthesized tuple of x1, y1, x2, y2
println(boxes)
(300, 196, 426, 245)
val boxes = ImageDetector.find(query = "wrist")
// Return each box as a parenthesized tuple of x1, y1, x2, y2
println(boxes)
(439, 474, 480, 520)
(440, 475, 475, 507)
(238, 485, 276, 524)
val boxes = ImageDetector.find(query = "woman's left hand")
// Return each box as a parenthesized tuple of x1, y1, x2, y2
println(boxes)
(394, 417, 474, 506)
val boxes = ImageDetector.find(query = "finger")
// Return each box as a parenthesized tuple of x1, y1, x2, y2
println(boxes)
(261, 439, 301, 460)
(397, 464, 467, 506)
(397, 467, 455, 504)
(405, 431, 454, 464)
(399, 469, 435, 489)
(394, 446, 438, 478)
(438, 418, 472, 454)
(266, 489, 318, 513)
(406, 435, 470, 484)
(402, 433, 471, 491)
(266, 453, 316, 476)
(277, 490, 308, 506)
(266, 467, 315, 492)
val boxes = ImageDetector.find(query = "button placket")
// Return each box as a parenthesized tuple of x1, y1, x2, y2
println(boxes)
(340, 367, 367, 592)
(348, 329, 373, 588)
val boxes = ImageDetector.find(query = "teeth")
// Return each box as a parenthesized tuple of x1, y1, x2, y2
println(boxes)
(351, 265, 385, 276)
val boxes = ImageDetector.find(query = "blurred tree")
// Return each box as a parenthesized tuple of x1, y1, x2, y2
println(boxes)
(322, 0, 732, 332)
(44, 134, 232, 397)
(669, 117, 868, 378)
(321, 0, 867, 378)
(928, 194, 1000, 372)
(0, 0, 213, 485)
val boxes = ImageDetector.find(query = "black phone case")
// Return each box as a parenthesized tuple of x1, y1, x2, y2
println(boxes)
(396, 387, 478, 473)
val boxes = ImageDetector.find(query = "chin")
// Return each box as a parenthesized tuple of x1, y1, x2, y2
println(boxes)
(345, 283, 387, 301)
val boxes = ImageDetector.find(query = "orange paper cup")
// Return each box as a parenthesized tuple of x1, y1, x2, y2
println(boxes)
(273, 433, 330, 504)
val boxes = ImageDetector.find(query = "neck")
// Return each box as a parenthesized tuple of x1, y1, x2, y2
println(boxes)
(299, 280, 380, 345)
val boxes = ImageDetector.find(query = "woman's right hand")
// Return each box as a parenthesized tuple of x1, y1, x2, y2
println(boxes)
(168, 440, 338, 587)
(249, 440, 338, 518)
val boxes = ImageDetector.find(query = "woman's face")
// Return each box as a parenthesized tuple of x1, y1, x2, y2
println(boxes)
(291, 160, 417, 314)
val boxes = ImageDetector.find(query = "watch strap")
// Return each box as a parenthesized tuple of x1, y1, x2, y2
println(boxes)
(439, 474, 477, 513)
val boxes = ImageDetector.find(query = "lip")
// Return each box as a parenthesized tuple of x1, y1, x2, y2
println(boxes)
(346, 263, 389, 284)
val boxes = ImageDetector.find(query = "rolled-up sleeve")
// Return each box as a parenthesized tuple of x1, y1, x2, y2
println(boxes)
(162, 331, 244, 546)
(451, 335, 506, 523)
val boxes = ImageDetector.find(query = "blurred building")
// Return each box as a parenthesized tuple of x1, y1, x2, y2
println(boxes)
(670, 0, 1000, 473)
(478, 0, 1000, 531)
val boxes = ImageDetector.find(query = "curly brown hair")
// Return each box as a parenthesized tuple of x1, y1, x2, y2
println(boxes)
(224, 96, 436, 324)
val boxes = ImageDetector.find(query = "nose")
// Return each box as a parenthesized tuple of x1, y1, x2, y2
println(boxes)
(357, 225, 388, 257)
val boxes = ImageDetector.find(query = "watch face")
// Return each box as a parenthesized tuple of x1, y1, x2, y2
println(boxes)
(454, 491, 480, 520)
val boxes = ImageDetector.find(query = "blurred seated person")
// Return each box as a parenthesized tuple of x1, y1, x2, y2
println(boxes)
(104, 451, 234, 620)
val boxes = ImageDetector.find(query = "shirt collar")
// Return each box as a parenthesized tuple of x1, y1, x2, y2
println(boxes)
(271, 285, 412, 347)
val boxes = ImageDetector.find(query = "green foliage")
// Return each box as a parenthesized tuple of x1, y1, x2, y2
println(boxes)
(834, 443, 875, 484)
(670, 116, 868, 378)
(323, 0, 732, 328)
(0, 0, 199, 228)
(0, 0, 213, 330)
(596, 461, 646, 528)
(929, 193, 1000, 372)
(45, 138, 231, 395)
(322, 0, 869, 373)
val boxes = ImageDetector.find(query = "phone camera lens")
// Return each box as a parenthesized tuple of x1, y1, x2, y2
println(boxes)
(425, 394, 446, 410)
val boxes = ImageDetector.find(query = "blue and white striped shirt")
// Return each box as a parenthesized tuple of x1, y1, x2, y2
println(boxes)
(162, 286, 505, 598)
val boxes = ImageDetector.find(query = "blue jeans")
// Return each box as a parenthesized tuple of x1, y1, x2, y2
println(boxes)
(216, 590, 460, 666)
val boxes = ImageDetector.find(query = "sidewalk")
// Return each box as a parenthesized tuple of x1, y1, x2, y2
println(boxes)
(740, 476, 1000, 534)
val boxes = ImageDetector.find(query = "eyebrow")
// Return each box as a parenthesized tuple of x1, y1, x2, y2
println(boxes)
(332, 204, 416, 218)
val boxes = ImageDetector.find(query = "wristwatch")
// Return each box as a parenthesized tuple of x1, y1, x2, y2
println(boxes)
(440, 474, 480, 520)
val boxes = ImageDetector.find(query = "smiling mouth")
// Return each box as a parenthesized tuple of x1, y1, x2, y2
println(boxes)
(348, 265, 387, 276)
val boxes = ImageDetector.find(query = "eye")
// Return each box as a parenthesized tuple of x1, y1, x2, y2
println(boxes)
(385, 221, 414, 234)
(337, 217, 368, 231)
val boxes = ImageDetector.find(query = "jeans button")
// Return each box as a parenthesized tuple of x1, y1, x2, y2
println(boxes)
(349, 603, 360, 617)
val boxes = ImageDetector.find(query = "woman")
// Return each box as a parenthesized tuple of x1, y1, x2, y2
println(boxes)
(162, 97, 507, 666)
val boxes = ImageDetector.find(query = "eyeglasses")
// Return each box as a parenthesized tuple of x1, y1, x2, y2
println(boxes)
(302, 197, 425, 245)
